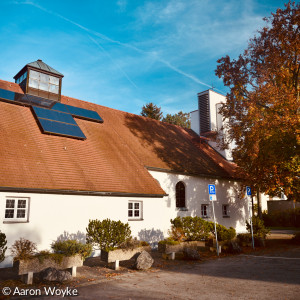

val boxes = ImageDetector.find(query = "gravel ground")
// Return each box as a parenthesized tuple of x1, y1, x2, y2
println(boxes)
(1, 234, 299, 300)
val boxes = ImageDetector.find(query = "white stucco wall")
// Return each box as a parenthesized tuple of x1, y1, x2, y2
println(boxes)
(149, 170, 249, 232)
(208, 90, 234, 160)
(208, 90, 226, 132)
(0, 192, 165, 267)
(0, 172, 249, 268)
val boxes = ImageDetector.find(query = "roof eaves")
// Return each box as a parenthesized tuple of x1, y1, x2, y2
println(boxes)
(0, 186, 168, 198)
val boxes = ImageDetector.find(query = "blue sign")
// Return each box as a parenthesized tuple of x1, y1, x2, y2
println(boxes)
(246, 186, 252, 196)
(208, 184, 216, 195)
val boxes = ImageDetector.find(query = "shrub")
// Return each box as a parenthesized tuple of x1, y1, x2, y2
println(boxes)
(10, 238, 37, 261)
(118, 237, 149, 249)
(140, 241, 150, 247)
(35, 250, 64, 264)
(170, 217, 212, 241)
(170, 217, 237, 242)
(262, 209, 300, 227)
(237, 233, 266, 247)
(51, 239, 92, 260)
(246, 216, 269, 239)
(86, 219, 131, 251)
(212, 224, 236, 241)
(168, 226, 185, 242)
(0, 231, 7, 263)
(292, 232, 300, 244)
(158, 239, 180, 246)
(237, 233, 252, 244)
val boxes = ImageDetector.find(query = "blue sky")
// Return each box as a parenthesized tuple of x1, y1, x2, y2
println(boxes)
(0, 0, 287, 115)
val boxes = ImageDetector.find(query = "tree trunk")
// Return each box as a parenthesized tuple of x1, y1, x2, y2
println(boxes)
(257, 189, 262, 219)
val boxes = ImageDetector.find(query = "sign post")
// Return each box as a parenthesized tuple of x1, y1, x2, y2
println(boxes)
(246, 186, 255, 249)
(208, 184, 219, 256)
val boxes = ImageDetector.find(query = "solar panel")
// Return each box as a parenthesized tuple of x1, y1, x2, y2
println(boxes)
(25, 94, 55, 108)
(0, 88, 16, 101)
(65, 105, 103, 123)
(37, 118, 86, 140)
(32, 106, 77, 125)
(0, 87, 102, 140)
(32, 105, 86, 139)
(0, 88, 54, 108)
(49, 102, 70, 114)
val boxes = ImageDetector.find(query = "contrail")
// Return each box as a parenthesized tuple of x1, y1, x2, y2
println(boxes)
(160, 59, 213, 89)
(16, 0, 224, 93)
(88, 35, 138, 89)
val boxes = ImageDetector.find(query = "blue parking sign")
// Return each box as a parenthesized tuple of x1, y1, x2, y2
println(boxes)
(246, 186, 252, 196)
(208, 184, 216, 195)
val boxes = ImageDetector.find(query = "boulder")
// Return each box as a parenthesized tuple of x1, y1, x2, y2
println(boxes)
(40, 267, 72, 282)
(183, 248, 201, 260)
(134, 251, 154, 270)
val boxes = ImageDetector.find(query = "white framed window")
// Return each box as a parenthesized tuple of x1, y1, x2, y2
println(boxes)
(201, 204, 209, 218)
(29, 70, 60, 94)
(222, 204, 230, 218)
(4, 197, 30, 222)
(128, 201, 143, 220)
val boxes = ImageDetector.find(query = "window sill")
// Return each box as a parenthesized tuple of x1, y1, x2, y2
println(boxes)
(3, 220, 29, 224)
(128, 219, 144, 221)
(223, 216, 230, 218)
(176, 207, 188, 211)
(201, 216, 210, 219)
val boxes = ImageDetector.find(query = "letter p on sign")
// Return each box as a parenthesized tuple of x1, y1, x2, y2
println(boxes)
(208, 184, 216, 195)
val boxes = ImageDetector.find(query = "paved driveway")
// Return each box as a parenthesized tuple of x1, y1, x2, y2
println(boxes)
(36, 246, 300, 300)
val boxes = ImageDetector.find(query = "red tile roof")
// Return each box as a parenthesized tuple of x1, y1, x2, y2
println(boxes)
(0, 80, 239, 196)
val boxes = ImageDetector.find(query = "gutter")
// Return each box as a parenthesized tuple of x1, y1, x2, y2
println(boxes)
(0, 187, 168, 198)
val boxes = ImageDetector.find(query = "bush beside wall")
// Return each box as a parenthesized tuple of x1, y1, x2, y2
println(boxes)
(262, 208, 300, 227)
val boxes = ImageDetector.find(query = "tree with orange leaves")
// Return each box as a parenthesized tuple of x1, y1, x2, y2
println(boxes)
(216, 1, 299, 207)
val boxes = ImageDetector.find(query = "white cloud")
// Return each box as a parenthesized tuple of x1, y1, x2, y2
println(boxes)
(6, 0, 279, 115)
(116, 0, 127, 13)
(133, 0, 265, 60)
(16, 0, 217, 91)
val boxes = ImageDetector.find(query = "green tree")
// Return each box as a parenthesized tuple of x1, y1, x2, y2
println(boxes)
(215, 1, 300, 203)
(141, 102, 163, 120)
(162, 111, 191, 128)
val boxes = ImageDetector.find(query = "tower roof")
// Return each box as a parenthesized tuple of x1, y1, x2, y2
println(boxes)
(14, 59, 64, 79)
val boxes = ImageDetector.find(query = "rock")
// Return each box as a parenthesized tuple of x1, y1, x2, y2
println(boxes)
(40, 267, 72, 282)
(134, 251, 154, 270)
(228, 241, 242, 253)
(183, 247, 201, 260)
